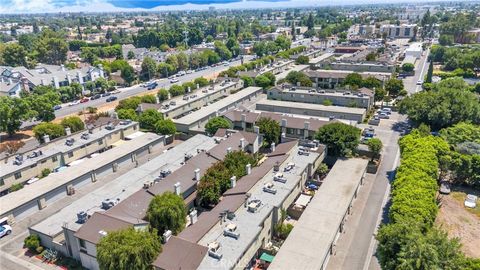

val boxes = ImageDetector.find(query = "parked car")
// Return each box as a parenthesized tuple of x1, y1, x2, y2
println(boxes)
(90, 94, 101, 100)
(69, 100, 80, 106)
(80, 97, 89, 103)
(147, 82, 158, 90)
(416, 79, 423, 85)
(53, 104, 62, 110)
(170, 78, 179, 83)
(106, 96, 118, 102)
(101, 92, 111, 97)
(0, 224, 12, 238)
(464, 194, 478, 208)
(378, 113, 390, 119)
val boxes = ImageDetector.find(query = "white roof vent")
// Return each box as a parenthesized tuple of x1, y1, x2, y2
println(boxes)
(263, 182, 277, 194)
(223, 223, 240, 239)
(208, 241, 223, 259)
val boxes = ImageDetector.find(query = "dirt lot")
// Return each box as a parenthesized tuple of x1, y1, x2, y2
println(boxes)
(436, 189, 480, 258)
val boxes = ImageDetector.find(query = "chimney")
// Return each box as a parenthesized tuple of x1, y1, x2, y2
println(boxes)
(41, 78, 47, 86)
(112, 111, 118, 119)
(189, 209, 198, 224)
(240, 138, 245, 149)
(43, 135, 50, 143)
(271, 142, 276, 152)
(297, 81, 301, 87)
(61, 64, 66, 71)
(188, 86, 191, 93)
(194, 168, 200, 181)
(230, 176, 237, 188)
(227, 147, 232, 154)
(281, 132, 286, 143)
(8, 78, 12, 85)
(281, 118, 287, 127)
(196, 83, 200, 89)
(246, 164, 251, 175)
(253, 125, 259, 134)
(66, 74, 72, 84)
(138, 104, 143, 112)
(65, 127, 71, 136)
(174, 182, 181, 195)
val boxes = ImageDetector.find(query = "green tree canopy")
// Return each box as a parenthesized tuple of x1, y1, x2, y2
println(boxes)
(285, 71, 312, 87)
(402, 63, 415, 73)
(367, 138, 383, 161)
(115, 96, 142, 111)
(116, 109, 138, 121)
(205, 117, 232, 135)
(255, 74, 272, 89)
(60, 116, 85, 133)
(155, 119, 176, 135)
(139, 109, 162, 131)
(157, 89, 169, 102)
(33, 122, 65, 143)
(295, 55, 309, 65)
(256, 117, 281, 146)
(315, 122, 361, 157)
(0, 97, 33, 136)
(343, 73, 363, 88)
(97, 227, 161, 270)
(385, 78, 404, 96)
(147, 192, 187, 235)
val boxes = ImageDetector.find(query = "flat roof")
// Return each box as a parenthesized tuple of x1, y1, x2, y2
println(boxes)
(0, 121, 137, 178)
(272, 86, 372, 99)
(141, 80, 240, 114)
(196, 145, 321, 269)
(309, 53, 334, 64)
(0, 133, 162, 216)
(174, 87, 262, 126)
(30, 134, 215, 238)
(268, 158, 369, 270)
(256, 99, 367, 115)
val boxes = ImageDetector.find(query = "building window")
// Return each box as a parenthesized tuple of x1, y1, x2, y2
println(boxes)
(14, 172, 22, 179)
(0, 178, 4, 186)
(30, 163, 37, 168)
(98, 139, 103, 145)
(68, 152, 73, 158)
(52, 156, 58, 162)
(79, 239, 86, 249)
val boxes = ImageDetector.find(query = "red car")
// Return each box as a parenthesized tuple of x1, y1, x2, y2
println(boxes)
(80, 97, 90, 103)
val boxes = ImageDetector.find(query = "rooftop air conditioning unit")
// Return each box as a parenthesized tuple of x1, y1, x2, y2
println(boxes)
(77, 211, 88, 224)
(247, 199, 262, 213)
(81, 133, 89, 140)
(105, 124, 115, 130)
(65, 138, 75, 146)
(274, 173, 287, 183)
(162, 230, 172, 243)
(223, 223, 240, 239)
(208, 241, 223, 259)
(101, 199, 117, 210)
(284, 162, 295, 172)
(263, 182, 277, 194)
(143, 181, 153, 189)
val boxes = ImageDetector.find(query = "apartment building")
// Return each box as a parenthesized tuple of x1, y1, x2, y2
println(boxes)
(0, 118, 139, 194)
(379, 24, 417, 39)
(305, 69, 390, 89)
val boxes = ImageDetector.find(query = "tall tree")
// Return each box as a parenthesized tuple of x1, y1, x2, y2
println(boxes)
(0, 97, 33, 136)
(256, 117, 281, 146)
(97, 227, 161, 270)
(315, 122, 361, 157)
(147, 192, 187, 235)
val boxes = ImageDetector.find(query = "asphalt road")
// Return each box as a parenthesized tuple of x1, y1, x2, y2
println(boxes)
(403, 48, 430, 95)
(54, 57, 253, 118)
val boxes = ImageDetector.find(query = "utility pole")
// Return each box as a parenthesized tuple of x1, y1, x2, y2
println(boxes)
(183, 28, 189, 49)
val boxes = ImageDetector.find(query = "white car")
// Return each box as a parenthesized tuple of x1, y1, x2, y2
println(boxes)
(464, 194, 478, 208)
(416, 80, 423, 85)
(0, 224, 12, 238)
(69, 100, 80, 106)
(378, 113, 390, 119)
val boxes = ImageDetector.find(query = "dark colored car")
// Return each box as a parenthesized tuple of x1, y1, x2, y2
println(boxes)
(53, 105, 62, 110)
(102, 92, 111, 97)
(90, 94, 101, 100)
(147, 82, 158, 90)
(106, 96, 118, 102)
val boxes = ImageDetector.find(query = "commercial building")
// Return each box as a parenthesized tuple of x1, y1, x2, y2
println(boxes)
(379, 24, 417, 39)
(137, 78, 244, 119)
(256, 99, 367, 123)
(28, 134, 218, 268)
(71, 131, 260, 270)
(305, 69, 391, 89)
(267, 83, 375, 109)
(0, 131, 164, 223)
(154, 141, 326, 270)
(404, 42, 423, 59)
(0, 64, 105, 92)
(0, 118, 139, 194)
(173, 87, 263, 133)
(222, 109, 338, 140)
(269, 158, 368, 270)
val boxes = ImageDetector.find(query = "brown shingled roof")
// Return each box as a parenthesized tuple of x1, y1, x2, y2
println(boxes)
(153, 236, 208, 270)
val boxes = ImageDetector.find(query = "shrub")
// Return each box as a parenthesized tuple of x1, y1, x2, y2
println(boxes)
(33, 122, 66, 143)
(40, 168, 51, 178)
(60, 116, 85, 133)
(24, 234, 41, 252)
(10, 183, 24, 192)
(205, 117, 231, 135)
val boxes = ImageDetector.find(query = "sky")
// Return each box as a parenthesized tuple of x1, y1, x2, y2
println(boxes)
(0, 0, 470, 14)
